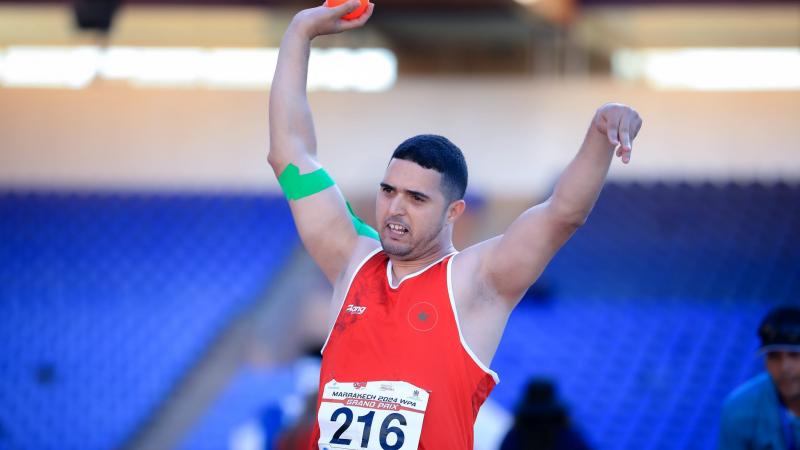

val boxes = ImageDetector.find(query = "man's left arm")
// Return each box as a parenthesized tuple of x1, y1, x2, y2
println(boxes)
(476, 103, 643, 304)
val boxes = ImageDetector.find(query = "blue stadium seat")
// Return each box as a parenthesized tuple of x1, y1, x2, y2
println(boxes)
(0, 191, 297, 450)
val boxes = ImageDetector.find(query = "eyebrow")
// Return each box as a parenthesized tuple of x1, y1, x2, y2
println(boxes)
(380, 183, 431, 201)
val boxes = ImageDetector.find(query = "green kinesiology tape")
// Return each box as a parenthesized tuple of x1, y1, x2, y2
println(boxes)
(278, 164, 379, 240)
(278, 164, 335, 200)
(346, 201, 379, 240)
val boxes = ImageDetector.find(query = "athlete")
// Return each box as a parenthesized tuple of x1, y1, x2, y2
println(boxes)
(268, 2, 643, 449)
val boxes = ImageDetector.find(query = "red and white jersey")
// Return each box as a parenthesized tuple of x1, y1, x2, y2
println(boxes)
(311, 249, 499, 450)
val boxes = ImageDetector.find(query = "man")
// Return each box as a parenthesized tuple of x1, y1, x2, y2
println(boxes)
(267, 2, 642, 448)
(720, 307, 800, 450)
(500, 378, 591, 450)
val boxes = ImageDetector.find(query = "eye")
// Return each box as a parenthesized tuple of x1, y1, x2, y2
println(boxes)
(412, 194, 424, 202)
(381, 185, 393, 194)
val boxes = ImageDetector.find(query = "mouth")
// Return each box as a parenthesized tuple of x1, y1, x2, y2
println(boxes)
(385, 222, 410, 237)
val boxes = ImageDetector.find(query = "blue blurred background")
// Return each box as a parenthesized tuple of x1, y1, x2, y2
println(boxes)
(0, 0, 798, 449)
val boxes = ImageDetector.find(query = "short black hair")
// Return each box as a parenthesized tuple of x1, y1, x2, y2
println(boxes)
(390, 134, 468, 204)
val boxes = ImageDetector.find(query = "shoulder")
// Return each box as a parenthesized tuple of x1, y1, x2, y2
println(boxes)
(722, 373, 775, 425)
(335, 238, 383, 283)
(350, 237, 383, 270)
(451, 237, 501, 280)
(451, 237, 518, 307)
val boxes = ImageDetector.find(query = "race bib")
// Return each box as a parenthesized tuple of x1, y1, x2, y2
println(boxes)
(318, 380, 430, 450)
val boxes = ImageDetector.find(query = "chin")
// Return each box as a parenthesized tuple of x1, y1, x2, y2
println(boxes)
(778, 381, 800, 402)
(379, 238, 413, 259)
(788, 385, 800, 400)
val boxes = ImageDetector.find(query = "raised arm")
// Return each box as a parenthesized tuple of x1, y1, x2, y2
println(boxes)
(267, 1, 377, 283)
(466, 103, 643, 304)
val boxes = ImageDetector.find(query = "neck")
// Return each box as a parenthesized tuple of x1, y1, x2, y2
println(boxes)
(389, 243, 456, 280)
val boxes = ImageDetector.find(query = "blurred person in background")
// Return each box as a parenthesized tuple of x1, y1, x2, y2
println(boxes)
(229, 344, 324, 450)
(275, 390, 320, 450)
(267, 1, 642, 448)
(719, 307, 800, 450)
(500, 378, 591, 450)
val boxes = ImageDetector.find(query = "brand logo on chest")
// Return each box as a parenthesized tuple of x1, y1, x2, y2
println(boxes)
(346, 304, 367, 315)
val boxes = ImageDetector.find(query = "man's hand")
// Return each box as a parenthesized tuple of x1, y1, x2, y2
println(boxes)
(593, 103, 643, 164)
(292, 0, 375, 40)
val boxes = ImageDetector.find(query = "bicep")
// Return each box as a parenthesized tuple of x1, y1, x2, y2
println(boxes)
(273, 155, 371, 283)
(478, 199, 581, 303)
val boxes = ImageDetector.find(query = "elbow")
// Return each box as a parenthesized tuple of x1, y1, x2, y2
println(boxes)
(547, 198, 588, 229)
(267, 146, 286, 172)
(567, 210, 588, 228)
(267, 149, 279, 169)
(267, 137, 309, 172)
(561, 214, 586, 231)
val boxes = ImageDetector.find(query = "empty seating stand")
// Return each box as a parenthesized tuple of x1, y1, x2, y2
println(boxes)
(0, 191, 297, 450)
(0, 182, 797, 450)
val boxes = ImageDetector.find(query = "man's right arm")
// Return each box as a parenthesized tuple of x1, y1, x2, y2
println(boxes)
(267, 1, 376, 283)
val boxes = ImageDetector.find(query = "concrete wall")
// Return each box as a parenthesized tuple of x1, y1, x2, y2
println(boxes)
(1, 78, 798, 198)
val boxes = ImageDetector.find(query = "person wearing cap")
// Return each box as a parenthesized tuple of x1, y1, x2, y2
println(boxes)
(500, 378, 591, 450)
(719, 307, 800, 450)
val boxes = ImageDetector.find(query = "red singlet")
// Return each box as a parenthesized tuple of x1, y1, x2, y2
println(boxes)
(311, 249, 499, 449)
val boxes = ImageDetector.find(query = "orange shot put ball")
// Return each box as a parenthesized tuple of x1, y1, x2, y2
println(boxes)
(326, 0, 368, 20)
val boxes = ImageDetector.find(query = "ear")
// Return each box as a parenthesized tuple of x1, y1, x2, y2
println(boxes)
(446, 199, 466, 224)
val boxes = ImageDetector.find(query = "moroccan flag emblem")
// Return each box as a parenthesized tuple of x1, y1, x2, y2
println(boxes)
(407, 301, 438, 332)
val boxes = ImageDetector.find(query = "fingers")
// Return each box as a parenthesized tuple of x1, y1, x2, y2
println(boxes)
(328, 0, 361, 16)
(631, 114, 643, 141)
(596, 103, 641, 165)
(605, 114, 620, 149)
(600, 104, 642, 165)
(307, 0, 371, 35)
(619, 112, 633, 164)
(339, 2, 374, 29)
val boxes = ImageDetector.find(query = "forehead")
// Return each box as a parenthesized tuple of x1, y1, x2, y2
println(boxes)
(382, 159, 443, 195)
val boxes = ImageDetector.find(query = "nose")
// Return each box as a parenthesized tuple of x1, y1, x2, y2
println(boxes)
(388, 195, 406, 217)
(780, 354, 795, 373)
(771, 352, 798, 377)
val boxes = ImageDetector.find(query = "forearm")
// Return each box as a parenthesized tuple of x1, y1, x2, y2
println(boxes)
(268, 20, 317, 170)
(548, 124, 615, 226)
(267, 2, 373, 171)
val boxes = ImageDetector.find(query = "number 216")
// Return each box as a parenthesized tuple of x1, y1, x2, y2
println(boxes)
(330, 407, 406, 449)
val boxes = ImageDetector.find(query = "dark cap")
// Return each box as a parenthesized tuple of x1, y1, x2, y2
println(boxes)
(758, 307, 800, 354)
